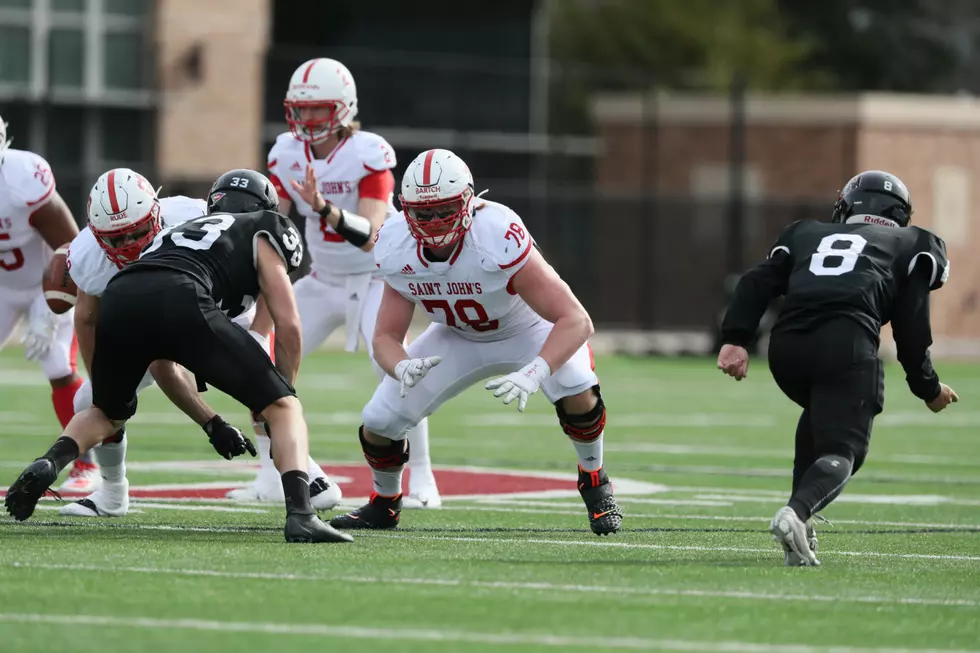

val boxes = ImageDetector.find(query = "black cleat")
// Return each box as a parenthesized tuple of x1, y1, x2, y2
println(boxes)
(578, 466, 623, 536)
(284, 512, 353, 543)
(329, 493, 401, 530)
(4, 458, 60, 522)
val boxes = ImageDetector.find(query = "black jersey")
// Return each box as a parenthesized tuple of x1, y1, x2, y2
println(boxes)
(721, 219, 948, 400)
(768, 220, 947, 337)
(117, 210, 304, 319)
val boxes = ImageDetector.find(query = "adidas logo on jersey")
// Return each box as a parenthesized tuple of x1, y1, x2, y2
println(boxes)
(401, 264, 416, 275)
(290, 161, 302, 171)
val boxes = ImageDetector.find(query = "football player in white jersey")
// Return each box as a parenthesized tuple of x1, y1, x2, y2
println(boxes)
(0, 115, 90, 489)
(329, 149, 623, 535)
(59, 168, 341, 517)
(260, 57, 440, 508)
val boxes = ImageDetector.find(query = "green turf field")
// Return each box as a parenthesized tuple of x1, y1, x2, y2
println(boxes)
(0, 348, 978, 653)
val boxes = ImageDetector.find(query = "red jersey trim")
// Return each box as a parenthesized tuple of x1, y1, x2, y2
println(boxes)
(359, 169, 395, 201)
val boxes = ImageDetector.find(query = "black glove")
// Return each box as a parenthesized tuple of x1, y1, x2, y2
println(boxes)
(203, 415, 257, 460)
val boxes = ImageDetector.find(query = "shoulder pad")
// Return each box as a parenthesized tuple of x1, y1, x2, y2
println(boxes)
(468, 201, 534, 275)
(160, 195, 207, 227)
(67, 227, 114, 295)
(352, 131, 396, 172)
(257, 211, 305, 273)
(373, 216, 413, 274)
(2, 149, 56, 208)
(267, 132, 304, 170)
(908, 226, 950, 290)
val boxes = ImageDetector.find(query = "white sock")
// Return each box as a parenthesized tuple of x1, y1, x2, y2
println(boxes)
(407, 418, 434, 488)
(93, 430, 128, 483)
(372, 468, 404, 497)
(255, 434, 277, 473)
(307, 455, 326, 481)
(572, 432, 604, 472)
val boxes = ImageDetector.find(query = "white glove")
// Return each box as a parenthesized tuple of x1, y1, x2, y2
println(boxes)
(21, 293, 59, 361)
(394, 357, 441, 398)
(247, 330, 272, 356)
(485, 356, 551, 412)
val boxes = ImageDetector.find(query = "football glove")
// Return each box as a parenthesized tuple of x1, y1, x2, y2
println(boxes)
(203, 415, 257, 460)
(485, 356, 551, 412)
(21, 293, 60, 361)
(394, 356, 441, 398)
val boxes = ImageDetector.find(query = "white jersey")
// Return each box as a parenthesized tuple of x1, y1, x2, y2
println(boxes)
(0, 149, 58, 292)
(267, 130, 398, 278)
(374, 201, 541, 342)
(69, 196, 207, 297)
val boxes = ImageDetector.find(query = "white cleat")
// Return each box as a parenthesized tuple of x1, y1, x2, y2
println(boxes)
(226, 473, 343, 511)
(309, 477, 342, 511)
(58, 460, 103, 493)
(401, 489, 443, 509)
(770, 506, 821, 567)
(226, 473, 284, 503)
(60, 480, 129, 517)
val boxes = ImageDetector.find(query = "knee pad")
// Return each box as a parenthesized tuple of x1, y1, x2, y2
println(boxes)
(556, 385, 606, 442)
(359, 425, 410, 470)
(73, 379, 93, 413)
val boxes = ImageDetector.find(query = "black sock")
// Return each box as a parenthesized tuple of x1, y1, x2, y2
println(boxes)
(43, 436, 80, 475)
(788, 454, 852, 521)
(281, 470, 313, 515)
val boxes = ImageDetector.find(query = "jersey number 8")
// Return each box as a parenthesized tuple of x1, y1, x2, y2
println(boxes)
(809, 234, 868, 277)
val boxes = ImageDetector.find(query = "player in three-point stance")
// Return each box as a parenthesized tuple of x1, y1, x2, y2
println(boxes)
(59, 168, 341, 517)
(5, 169, 352, 543)
(328, 149, 623, 535)
(718, 170, 958, 566)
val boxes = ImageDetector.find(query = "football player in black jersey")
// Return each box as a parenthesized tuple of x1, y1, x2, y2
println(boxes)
(717, 170, 957, 566)
(5, 169, 352, 544)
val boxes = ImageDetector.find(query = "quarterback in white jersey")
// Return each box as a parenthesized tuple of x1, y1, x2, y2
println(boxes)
(330, 149, 623, 535)
(59, 168, 341, 518)
(0, 115, 88, 486)
(260, 57, 439, 508)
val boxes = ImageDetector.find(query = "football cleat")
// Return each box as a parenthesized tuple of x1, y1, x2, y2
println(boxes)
(578, 466, 623, 536)
(5, 458, 60, 521)
(309, 476, 343, 511)
(401, 490, 443, 509)
(770, 506, 821, 567)
(58, 459, 102, 493)
(226, 471, 284, 503)
(284, 512, 353, 543)
(329, 493, 401, 530)
(59, 480, 129, 517)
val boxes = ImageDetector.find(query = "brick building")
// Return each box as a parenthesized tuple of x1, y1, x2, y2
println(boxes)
(591, 91, 980, 353)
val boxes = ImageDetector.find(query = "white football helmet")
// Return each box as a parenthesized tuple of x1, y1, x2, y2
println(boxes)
(399, 149, 476, 248)
(284, 58, 358, 145)
(0, 115, 10, 167)
(87, 168, 162, 268)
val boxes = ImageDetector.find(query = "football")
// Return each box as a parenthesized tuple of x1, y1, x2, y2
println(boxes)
(43, 245, 77, 314)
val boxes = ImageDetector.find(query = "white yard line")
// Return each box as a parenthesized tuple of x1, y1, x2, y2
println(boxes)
(2, 612, 975, 652)
(372, 533, 980, 562)
(2, 563, 978, 611)
(428, 504, 980, 529)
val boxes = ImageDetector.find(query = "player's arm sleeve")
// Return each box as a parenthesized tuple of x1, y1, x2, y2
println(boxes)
(266, 149, 292, 202)
(492, 213, 534, 277)
(258, 212, 305, 274)
(891, 268, 942, 402)
(908, 230, 950, 291)
(719, 230, 795, 348)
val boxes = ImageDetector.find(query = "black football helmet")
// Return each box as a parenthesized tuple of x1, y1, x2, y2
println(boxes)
(831, 170, 913, 227)
(207, 169, 280, 215)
